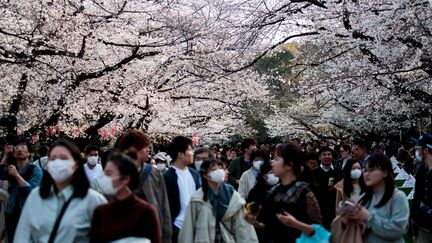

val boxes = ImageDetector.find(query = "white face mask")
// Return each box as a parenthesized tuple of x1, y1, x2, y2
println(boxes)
(195, 160, 203, 171)
(47, 159, 75, 183)
(99, 174, 122, 196)
(415, 150, 423, 161)
(350, 168, 362, 180)
(253, 160, 263, 171)
(266, 173, 279, 185)
(87, 156, 98, 166)
(209, 168, 225, 184)
(156, 163, 166, 171)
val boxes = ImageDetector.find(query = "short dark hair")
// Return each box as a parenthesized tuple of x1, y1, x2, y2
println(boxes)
(85, 145, 100, 155)
(353, 139, 371, 153)
(241, 138, 257, 152)
(318, 146, 333, 156)
(115, 129, 150, 152)
(341, 144, 351, 152)
(305, 152, 319, 162)
(250, 150, 269, 163)
(38, 145, 49, 156)
(194, 147, 214, 159)
(167, 136, 193, 161)
(13, 136, 32, 153)
(40, 139, 89, 199)
(199, 159, 226, 201)
(275, 143, 304, 176)
(107, 152, 140, 191)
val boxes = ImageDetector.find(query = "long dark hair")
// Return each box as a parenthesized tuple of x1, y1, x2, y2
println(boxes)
(40, 140, 90, 199)
(359, 152, 395, 208)
(343, 159, 366, 197)
(200, 159, 225, 201)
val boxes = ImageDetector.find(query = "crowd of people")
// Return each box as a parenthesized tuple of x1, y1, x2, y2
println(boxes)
(0, 129, 431, 243)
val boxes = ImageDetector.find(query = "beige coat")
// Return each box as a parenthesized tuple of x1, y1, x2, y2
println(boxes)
(178, 188, 258, 243)
(331, 215, 366, 243)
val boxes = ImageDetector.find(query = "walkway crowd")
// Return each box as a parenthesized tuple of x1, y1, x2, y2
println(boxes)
(0, 130, 431, 243)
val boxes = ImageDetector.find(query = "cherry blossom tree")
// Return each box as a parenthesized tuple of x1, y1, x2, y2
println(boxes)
(0, 0, 273, 139)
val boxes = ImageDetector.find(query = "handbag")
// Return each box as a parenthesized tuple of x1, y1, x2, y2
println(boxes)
(296, 224, 331, 243)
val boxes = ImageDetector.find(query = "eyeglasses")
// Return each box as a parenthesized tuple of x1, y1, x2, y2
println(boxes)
(13, 145, 27, 150)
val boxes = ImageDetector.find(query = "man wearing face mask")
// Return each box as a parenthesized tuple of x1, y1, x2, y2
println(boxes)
(2, 137, 42, 242)
(411, 133, 432, 242)
(154, 152, 170, 173)
(84, 145, 103, 181)
(238, 150, 269, 200)
(191, 147, 214, 172)
(164, 136, 201, 243)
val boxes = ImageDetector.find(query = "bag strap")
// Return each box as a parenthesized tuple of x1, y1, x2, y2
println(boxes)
(48, 195, 75, 243)
(38, 158, 42, 168)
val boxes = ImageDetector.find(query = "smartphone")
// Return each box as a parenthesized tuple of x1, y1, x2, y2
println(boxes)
(339, 200, 357, 214)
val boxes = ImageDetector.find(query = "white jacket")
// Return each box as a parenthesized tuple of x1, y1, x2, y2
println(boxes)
(238, 168, 257, 200)
(178, 188, 258, 243)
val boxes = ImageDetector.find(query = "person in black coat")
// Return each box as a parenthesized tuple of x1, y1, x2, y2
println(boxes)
(311, 147, 342, 230)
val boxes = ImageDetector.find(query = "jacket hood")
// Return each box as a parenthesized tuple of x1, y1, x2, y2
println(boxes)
(190, 187, 245, 219)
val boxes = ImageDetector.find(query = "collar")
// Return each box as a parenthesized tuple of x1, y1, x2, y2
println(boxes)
(320, 163, 334, 172)
(50, 184, 74, 200)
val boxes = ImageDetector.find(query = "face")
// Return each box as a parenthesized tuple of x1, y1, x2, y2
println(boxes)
(319, 151, 333, 166)
(245, 144, 257, 155)
(104, 161, 128, 189)
(179, 145, 194, 165)
(305, 159, 318, 170)
(195, 152, 209, 162)
(86, 150, 99, 158)
(135, 145, 150, 163)
(13, 143, 30, 161)
(48, 146, 78, 171)
(229, 150, 237, 159)
(203, 163, 227, 181)
(340, 148, 350, 158)
(362, 165, 387, 187)
(272, 154, 290, 177)
(352, 145, 367, 160)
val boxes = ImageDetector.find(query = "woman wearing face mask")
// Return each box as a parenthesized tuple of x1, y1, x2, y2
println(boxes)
(335, 159, 366, 211)
(178, 159, 258, 243)
(246, 162, 278, 242)
(90, 152, 162, 243)
(14, 140, 107, 243)
(238, 150, 269, 200)
(346, 152, 409, 242)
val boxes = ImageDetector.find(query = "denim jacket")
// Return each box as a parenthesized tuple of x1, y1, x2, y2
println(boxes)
(3, 162, 42, 214)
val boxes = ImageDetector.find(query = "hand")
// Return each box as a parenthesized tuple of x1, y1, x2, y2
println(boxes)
(5, 145, 13, 154)
(348, 205, 369, 221)
(244, 211, 257, 225)
(276, 211, 298, 227)
(8, 165, 19, 178)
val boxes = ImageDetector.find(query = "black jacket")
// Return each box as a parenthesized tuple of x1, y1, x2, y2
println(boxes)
(163, 166, 201, 227)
